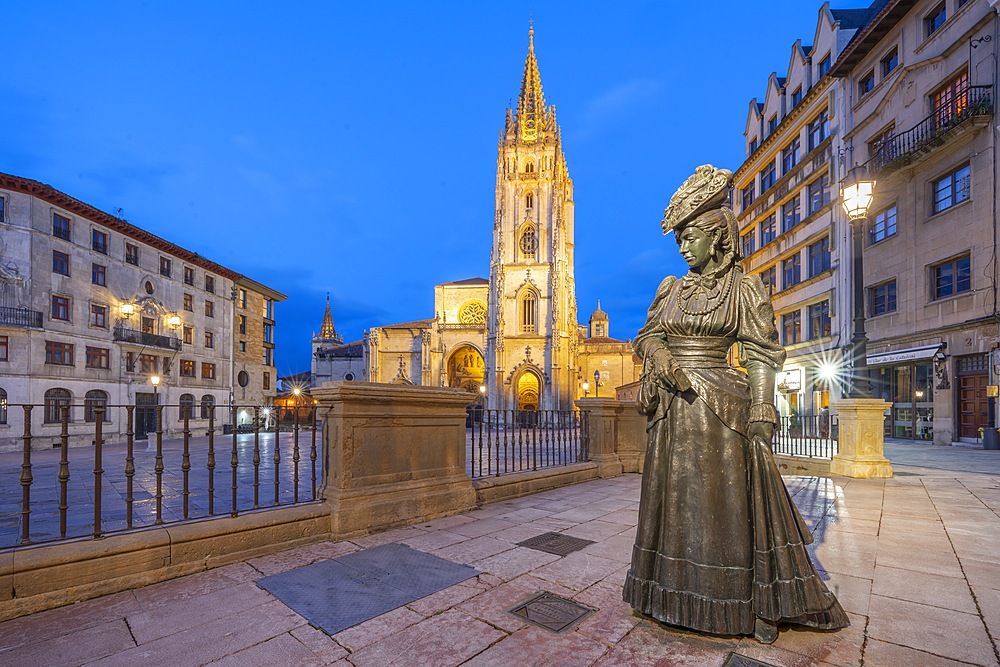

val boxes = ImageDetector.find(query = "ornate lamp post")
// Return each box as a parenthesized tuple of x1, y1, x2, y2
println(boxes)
(593, 370, 601, 398)
(150, 374, 161, 434)
(840, 165, 876, 399)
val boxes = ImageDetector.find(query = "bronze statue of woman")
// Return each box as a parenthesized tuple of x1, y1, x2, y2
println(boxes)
(622, 165, 849, 644)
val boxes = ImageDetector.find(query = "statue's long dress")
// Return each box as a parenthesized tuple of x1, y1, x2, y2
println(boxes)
(622, 269, 849, 636)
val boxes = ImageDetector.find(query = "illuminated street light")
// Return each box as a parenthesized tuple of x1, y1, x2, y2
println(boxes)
(840, 164, 877, 399)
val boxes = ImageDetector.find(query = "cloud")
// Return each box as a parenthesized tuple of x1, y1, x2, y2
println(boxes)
(576, 80, 664, 140)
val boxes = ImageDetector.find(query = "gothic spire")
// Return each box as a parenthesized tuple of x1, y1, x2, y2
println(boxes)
(516, 24, 546, 143)
(319, 294, 342, 343)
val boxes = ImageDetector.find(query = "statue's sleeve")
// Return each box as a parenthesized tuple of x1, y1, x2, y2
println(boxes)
(737, 274, 786, 424)
(632, 276, 676, 360)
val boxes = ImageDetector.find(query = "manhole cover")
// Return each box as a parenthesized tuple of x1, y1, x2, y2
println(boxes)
(723, 653, 774, 667)
(507, 591, 596, 634)
(517, 532, 594, 556)
(724, 654, 779, 667)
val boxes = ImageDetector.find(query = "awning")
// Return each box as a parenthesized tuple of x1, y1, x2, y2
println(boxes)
(866, 343, 943, 366)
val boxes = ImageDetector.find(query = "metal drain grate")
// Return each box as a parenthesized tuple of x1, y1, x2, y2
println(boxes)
(507, 591, 596, 634)
(724, 653, 779, 667)
(517, 531, 594, 556)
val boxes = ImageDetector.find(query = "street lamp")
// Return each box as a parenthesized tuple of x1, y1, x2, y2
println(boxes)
(150, 375, 161, 434)
(840, 164, 877, 398)
(593, 370, 601, 398)
(582, 380, 589, 398)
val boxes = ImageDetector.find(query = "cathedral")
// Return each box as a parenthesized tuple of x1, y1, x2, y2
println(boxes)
(312, 28, 640, 410)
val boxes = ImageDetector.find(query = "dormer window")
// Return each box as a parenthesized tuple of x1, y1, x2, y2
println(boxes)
(818, 54, 831, 78)
(767, 115, 778, 135)
(791, 87, 803, 108)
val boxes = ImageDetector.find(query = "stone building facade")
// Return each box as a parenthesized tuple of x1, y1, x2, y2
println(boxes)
(0, 173, 285, 450)
(312, 29, 640, 409)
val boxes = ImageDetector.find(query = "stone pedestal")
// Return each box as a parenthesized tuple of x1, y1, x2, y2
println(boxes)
(312, 382, 477, 538)
(615, 407, 647, 474)
(831, 398, 893, 478)
(575, 398, 623, 478)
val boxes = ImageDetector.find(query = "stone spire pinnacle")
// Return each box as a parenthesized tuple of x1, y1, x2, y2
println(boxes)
(319, 293, 342, 343)
(517, 23, 546, 143)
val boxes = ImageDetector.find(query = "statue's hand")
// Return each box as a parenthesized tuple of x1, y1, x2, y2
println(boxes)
(649, 348, 691, 392)
(748, 421, 774, 444)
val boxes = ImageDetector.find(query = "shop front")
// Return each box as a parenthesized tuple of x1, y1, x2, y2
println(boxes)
(868, 345, 942, 441)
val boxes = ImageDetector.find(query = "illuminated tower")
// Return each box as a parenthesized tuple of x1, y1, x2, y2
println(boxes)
(486, 26, 577, 411)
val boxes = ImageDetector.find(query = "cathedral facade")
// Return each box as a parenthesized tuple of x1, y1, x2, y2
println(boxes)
(312, 29, 639, 410)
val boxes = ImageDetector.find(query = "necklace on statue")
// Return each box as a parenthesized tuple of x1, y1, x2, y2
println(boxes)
(677, 269, 734, 316)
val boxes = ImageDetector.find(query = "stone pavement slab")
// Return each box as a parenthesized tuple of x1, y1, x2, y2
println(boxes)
(2, 441, 1000, 665)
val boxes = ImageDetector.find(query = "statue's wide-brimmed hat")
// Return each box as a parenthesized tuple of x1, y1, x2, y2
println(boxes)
(661, 165, 733, 235)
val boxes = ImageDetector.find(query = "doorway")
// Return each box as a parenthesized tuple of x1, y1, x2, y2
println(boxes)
(135, 392, 158, 440)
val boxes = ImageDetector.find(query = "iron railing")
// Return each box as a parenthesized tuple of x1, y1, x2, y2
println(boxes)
(869, 85, 993, 174)
(772, 413, 838, 459)
(1, 402, 321, 549)
(0, 306, 43, 329)
(113, 324, 182, 351)
(467, 409, 589, 479)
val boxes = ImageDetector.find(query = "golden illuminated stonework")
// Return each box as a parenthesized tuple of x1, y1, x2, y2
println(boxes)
(459, 301, 487, 325)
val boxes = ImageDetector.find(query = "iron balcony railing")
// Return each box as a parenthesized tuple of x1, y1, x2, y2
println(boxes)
(0, 306, 43, 329)
(772, 413, 839, 459)
(113, 323, 182, 350)
(869, 85, 993, 174)
(1, 402, 321, 549)
(467, 408, 589, 478)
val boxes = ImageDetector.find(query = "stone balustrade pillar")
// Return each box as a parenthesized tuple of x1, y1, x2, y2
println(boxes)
(575, 398, 624, 478)
(831, 398, 893, 478)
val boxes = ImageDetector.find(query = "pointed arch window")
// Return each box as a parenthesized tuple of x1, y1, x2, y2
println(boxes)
(525, 161, 535, 173)
(526, 192, 533, 209)
(519, 224, 538, 261)
(520, 292, 537, 333)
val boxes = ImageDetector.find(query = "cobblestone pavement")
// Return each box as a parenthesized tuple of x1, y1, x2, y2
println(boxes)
(1, 442, 999, 665)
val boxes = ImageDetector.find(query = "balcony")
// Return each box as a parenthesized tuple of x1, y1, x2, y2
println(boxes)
(869, 86, 993, 175)
(113, 323, 182, 351)
(0, 306, 43, 329)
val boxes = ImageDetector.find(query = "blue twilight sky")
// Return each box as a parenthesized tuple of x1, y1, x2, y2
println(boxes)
(2, 0, 872, 376)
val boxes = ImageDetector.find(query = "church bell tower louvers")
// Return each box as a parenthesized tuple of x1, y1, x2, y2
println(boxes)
(486, 27, 578, 411)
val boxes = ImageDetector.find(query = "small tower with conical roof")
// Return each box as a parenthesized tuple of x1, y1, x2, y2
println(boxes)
(589, 300, 609, 338)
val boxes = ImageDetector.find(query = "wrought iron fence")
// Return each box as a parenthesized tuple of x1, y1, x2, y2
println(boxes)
(0, 305, 43, 329)
(0, 402, 322, 549)
(112, 324, 182, 351)
(467, 409, 589, 479)
(772, 413, 838, 459)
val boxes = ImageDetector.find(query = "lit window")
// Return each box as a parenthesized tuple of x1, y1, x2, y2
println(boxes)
(239, 315, 247, 334)
(202, 363, 217, 380)
(0, 388, 7, 425)
(781, 311, 801, 345)
(868, 280, 897, 316)
(933, 71, 969, 127)
(180, 359, 196, 377)
(870, 205, 897, 244)
(932, 164, 971, 214)
(933, 255, 971, 299)
(239, 289, 247, 308)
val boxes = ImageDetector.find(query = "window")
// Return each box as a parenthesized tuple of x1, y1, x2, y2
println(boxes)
(90, 304, 108, 329)
(180, 359, 196, 377)
(51, 295, 70, 321)
(520, 292, 537, 333)
(53, 213, 71, 240)
(45, 340, 74, 365)
(84, 390, 109, 422)
(184, 266, 195, 286)
(808, 237, 831, 277)
(92, 263, 106, 286)
(0, 335, 7, 361)
(808, 174, 830, 214)
(139, 354, 158, 374)
(183, 325, 193, 345)
(239, 341, 246, 353)
(782, 254, 801, 290)
(141, 316, 155, 335)
(759, 161, 776, 192)
(925, 3, 946, 37)
(44, 388, 71, 423)
(760, 215, 777, 245)
(239, 289, 247, 308)
(867, 124, 895, 162)
(125, 243, 139, 266)
(264, 323, 273, 343)
(205, 300, 215, 318)
(263, 372, 271, 390)
(741, 231, 756, 258)
(205, 275, 215, 293)
(958, 0, 970, 6)
(933, 70, 969, 127)
(767, 115, 778, 135)
(52, 251, 70, 276)
(760, 267, 777, 295)
(0, 197, 5, 223)
(870, 205, 897, 244)
(818, 55, 831, 78)
(933, 255, 971, 299)
(163, 356, 172, 374)
(239, 315, 247, 335)
(748, 137, 759, 155)
(525, 161, 535, 173)
(200, 395, 215, 419)
(881, 48, 899, 77)
(741, 184, 755, 211)
(781, 197, 801, 233)
(932, 164, 971, 214)
(808, 301, 831, 340)
(781, 138, 800, 173)
(868, 280, 897, 316)
(202, 363, 217, 380)
(205, 331, 214, 349)
(519, 226, 538, 260)
(92, 229, 108, 254)
(791, 86, 803, 108)
(859, 70, 875, 97)
(183, 293, 193, 311)
(263, 299, 273, 319)
(0, 388, 6, 425)
(159, 256, 171, 278)
(781, 311, 801, 345)
(83, 345, 110, 370)
(526, 193, 533, 209)
(807, 111, 830, 150)
(179, 394, 195, 421)
(264, 347, 273, 366)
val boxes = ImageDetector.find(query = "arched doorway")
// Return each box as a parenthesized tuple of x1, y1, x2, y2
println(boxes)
(516, 371, 540, 411)
(447, 345, 485, 392)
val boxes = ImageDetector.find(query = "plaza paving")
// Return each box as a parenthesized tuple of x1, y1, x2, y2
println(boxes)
(1, 441, 1000, 666)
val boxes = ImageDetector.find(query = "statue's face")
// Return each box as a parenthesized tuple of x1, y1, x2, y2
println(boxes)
(676, 226, 717, 271)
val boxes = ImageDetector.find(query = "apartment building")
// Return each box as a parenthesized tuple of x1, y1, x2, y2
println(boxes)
(0, 172, 285, 450)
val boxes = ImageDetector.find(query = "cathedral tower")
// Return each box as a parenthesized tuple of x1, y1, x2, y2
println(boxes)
(486, 26, 578, 411)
